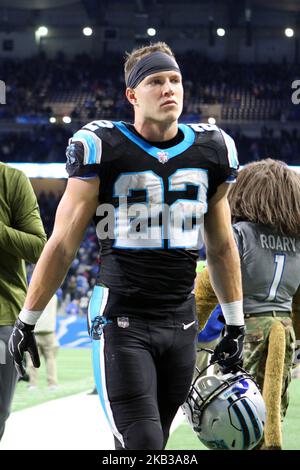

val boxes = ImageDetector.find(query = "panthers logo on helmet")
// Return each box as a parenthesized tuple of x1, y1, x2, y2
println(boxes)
(66, 143, 77, 165)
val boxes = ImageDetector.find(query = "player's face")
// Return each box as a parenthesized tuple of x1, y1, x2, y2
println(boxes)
(132, 71, 183, 124)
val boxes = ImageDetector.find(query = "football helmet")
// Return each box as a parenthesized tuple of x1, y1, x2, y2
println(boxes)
(182, 365, 266, 450)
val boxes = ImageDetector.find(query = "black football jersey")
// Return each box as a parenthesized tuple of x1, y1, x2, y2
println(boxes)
(66, 120, 238, 301)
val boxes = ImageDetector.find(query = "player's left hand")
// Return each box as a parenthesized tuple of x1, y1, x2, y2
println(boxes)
(8, 318, 40, 377)
(210, 325, 245, 373)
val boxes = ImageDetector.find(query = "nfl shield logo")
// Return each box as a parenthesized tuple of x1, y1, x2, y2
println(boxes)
(157, 151, 169, 164)
(117, 317, 130, 328)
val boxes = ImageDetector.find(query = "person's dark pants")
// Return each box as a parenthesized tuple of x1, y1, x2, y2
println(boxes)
(0, 326, 18, 441)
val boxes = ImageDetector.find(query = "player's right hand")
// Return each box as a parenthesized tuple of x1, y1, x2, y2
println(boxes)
(8, 318, 40, 377)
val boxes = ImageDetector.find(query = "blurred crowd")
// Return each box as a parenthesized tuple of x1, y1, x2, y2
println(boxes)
(1, 53, 300, 165)
(0, 52, 128, 121)
(231, 126, 300, 165)
(0, 126, 70, 163)
(0, 52, 299, 123)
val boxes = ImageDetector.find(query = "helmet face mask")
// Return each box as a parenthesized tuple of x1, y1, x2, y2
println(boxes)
(183, 367, 266, 450)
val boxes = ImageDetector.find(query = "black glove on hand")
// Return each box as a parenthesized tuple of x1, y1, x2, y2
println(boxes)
(8, 318, 40, 377)
(210, 324, 245, 374)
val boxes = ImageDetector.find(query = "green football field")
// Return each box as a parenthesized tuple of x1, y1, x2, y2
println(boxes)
(12, 349, 300, 450)
(12, 349, 94, 412)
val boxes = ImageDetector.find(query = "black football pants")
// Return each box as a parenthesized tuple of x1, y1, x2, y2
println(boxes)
(89, 286, 198, 450)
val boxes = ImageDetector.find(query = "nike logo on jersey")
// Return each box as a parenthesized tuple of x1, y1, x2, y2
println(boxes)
(182, 320, 196, 330)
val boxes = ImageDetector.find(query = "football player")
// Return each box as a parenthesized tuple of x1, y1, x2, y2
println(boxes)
(9, 42, 244, 450)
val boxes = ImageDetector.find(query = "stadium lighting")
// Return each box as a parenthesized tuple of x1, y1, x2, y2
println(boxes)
(36, 26, 48, 37)
(208, 117, 216, 125)
(83, 27, 93, 37)
(216, 28, 226, 37)
(62, 116, 72, 124)
(285, 28, 294, 38)
(147, 28, 157, 37)
(49, 117, 56, 123)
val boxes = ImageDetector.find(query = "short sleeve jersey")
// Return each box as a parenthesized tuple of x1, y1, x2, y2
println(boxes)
(66, 120, 238, 301)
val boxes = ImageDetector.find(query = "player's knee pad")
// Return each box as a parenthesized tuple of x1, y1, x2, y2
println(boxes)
(123, 420, 164, 450)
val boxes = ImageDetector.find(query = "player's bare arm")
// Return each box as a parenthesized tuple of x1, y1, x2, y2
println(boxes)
(24, 176, 99, 312)
(204, 182, 242, 304)
(204, 181, 244, 373)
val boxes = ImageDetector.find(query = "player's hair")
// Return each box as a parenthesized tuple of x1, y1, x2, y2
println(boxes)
(228, 158, 300, 237)
(124, 42, 176, 85)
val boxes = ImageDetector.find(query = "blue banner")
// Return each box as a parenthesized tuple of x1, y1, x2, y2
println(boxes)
(56, 315, 92, 348)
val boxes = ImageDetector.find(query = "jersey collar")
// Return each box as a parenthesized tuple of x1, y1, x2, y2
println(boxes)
(113, 121, 195, 161)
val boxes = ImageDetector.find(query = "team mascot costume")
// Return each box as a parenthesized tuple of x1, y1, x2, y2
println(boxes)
(195, 159, 300, 450)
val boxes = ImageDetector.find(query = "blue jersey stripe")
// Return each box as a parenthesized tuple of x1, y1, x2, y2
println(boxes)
(89, 287, 111, 423)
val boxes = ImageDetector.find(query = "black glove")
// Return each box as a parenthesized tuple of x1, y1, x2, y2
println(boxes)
(8, 318, 40, 377)
(210, 324, 245, 373)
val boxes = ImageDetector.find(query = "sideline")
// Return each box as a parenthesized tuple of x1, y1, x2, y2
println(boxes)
(0, 392, 185, 450)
